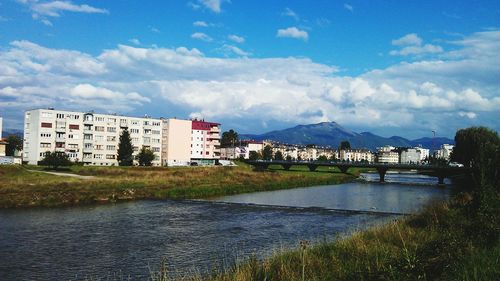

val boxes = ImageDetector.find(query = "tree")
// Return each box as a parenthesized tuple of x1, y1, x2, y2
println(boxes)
(39, 151, 72, 170)
(136, 146, 155, 166)
(317, 155, 328, 162)
(5, 135, 23, 156)
(339, 140, 351, 150)
(286, 155, 293, 161)
(274, 151, 284, 161)
(451, 127, 500, 169)
(221, 129, 239, 147)
(117, 128, 134, 166)
(249, 151, 260, 160)
(262, 145, 273, 160)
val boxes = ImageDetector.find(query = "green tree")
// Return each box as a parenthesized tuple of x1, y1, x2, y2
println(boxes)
(317, 155, 328, 162)
(249, 151, 260, 160)
(5, 135, 23, 156)
(39, 151, 72, 170)
(262, 145, 273, 160)
(274, 151, 284, 161)
(117, 128, 134, 166)
(451, 127, 500, 169)
(286, 155, 293, 161)
(339, 140, 351, 150)
(221, 129, 239, 147)
(136, 146, 155, 166)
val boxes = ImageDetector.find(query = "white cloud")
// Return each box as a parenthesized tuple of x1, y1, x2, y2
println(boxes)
(344, 3, 353, 12)
(390, 33, 443, 56)
(228, 34, 245, 43)
(282, 8, 299, 20)
(1, 30, 499, 137)
(218, 44, 251, 57)
(17, 0, 108, 24)
(193, 21, 209, 27)
(392, 33, 422, 46)
(197, 0, 229, 13)
(276, 27, 309, 41)
(129, 38, 141, 46)
(191, 32, 213, 42)
(150, 27, 160, 33)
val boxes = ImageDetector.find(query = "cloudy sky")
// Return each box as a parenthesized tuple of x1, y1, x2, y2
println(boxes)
(0, 0, 499, 138)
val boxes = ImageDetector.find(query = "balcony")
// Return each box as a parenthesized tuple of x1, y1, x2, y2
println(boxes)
(84, 128, 93, 134)
(55, 147, 65, 152)
(210, 127, 220, 133)
(55, 137, 66, 142)
(208, 134, 220, 139)
(83, 147, 93, 153)
(211, 140, 221, 146)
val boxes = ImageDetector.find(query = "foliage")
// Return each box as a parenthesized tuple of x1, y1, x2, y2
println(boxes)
(339, 140, 351, 150)
(274, 151, 284, 161)
(451, 127, 500, 169)
(117, 128, 134, 166)
(221, 129, 239, 147)
(5, 134, 23, 156)
(39, 151, 72, 170)
(249, 151, 261, 160)
(317, 155, 328, 162)
(262, 145, 273, 160)
(136, 146, 155, 166)
(286, 155, 293, 161)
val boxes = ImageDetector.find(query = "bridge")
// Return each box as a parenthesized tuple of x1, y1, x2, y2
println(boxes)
(246, 160, 469, 184)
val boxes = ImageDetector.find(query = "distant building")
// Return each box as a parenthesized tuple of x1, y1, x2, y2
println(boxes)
(400, 148, 421, 164)
(339, 149, 374, 163)
(376, 146, 399, 164)
(415, 147, 430, 161)
(436, 144, 454, 160)
(0, 138, 6, 157)
(0, 116, 2, 139)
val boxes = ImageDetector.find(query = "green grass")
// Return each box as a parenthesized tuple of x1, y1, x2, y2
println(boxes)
(0, 163, 363, 208)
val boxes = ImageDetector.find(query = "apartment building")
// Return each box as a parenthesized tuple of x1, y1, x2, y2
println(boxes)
(0, 116, 3, 138)
(23, 109, 162, 166)
(339, 149, 374, 163)
(161, 118, 192, 166)
(190, 120, 221, 165)
(436, 144, 454, 160)
(376, 146, 399, 164)
(400, 148, 421, 164)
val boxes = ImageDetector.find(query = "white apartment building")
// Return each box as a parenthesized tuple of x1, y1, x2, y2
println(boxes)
(400, 148, 421, 164)
(190, 119, 221, 165)
(415, 147, 430, 161)
(0, 116, 3, 139)
(339, 149, 374, 163)
(161, 118, 192, 166)
(436, 144, 454, 160)
(376, 146, 399, 164)
(23, 109, 162, 166)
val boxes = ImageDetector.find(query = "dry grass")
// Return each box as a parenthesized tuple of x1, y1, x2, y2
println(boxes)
(0, 163, 360, 208)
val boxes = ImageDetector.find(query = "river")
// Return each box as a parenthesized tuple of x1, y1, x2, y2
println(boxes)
(0, 172, 452, 280)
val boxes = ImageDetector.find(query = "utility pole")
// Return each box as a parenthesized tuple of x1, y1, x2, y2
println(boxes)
(432, 130, 436, 159)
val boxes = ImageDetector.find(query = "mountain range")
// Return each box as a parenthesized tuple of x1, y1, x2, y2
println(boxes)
(241, 122, 454, 151)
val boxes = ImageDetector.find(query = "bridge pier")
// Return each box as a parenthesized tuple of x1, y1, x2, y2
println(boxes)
(282, 164, 292, 171)
(376, 167, 389, 182)
(337, 165, 349, 173)
(307, 164, 318, 172)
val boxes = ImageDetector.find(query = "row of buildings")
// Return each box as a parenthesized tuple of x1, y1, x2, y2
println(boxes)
(221, 141, 453, 165)
(22, 108, 221, 166)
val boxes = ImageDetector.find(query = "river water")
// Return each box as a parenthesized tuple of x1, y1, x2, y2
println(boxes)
(0, 172, 452, 280)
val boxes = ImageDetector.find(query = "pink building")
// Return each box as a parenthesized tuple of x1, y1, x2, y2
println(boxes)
(191, 120, 221, 165)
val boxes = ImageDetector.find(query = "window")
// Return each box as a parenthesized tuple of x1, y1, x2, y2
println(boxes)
(68, 153, 78, 158)
(108, 118, 116, 123)
(68, 134, 79, 139)
(57, 113, 65, 119)
(95, 126, 104, 132)
(106, 136, 116, 142)
(152, 147, 160, 152)
(56, 133, 65, 139)
(130, 128, 139, 134)
(143, 121, 150, 126)
(106, 145, 116, 151)
(41, 122, 52, 128)
(152, 130, 161, 135)
(84, 143, 92, 149)
(84, 134, 93, 140)
(94, 145, 103, 150)
(55, 142, 65, 148)
(133, 146, 139, 152)
(94, 154, 103, 159)
(106, 154, 116, 159)
(132, 137, 139, 143)
(152, 138, 160, 144)
(95, 116, 105, 122)
(40, 143, 51, 148)
(143, 137, 151, 143)
(69, 124, 79, 130)
(41, 112, 53, 118)
(68, 144, 78, 149)
(144, 129, 152, 134)
(95, 135, 104, 141)
(107, 127, 116, 133)
(152, 121, 161, 126)
(131, 120, 139, 125)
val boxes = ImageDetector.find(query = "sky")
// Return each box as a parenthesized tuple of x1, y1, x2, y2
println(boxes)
(0, 0, 499, 139)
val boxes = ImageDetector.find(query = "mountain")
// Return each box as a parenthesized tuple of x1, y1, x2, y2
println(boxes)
(240, 122, 454, 151)
(1, 129, 23, 138)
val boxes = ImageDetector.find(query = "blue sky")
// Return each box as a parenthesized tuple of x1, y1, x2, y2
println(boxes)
(1, 0, 499, 139)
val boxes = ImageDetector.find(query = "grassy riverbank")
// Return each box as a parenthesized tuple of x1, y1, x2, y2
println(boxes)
(165, 194, 499, 281)
(0, 163, 363, 208)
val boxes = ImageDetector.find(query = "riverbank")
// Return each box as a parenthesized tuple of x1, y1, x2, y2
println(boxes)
(168, 194, 499, 281)
(0, 163, 363, 208)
